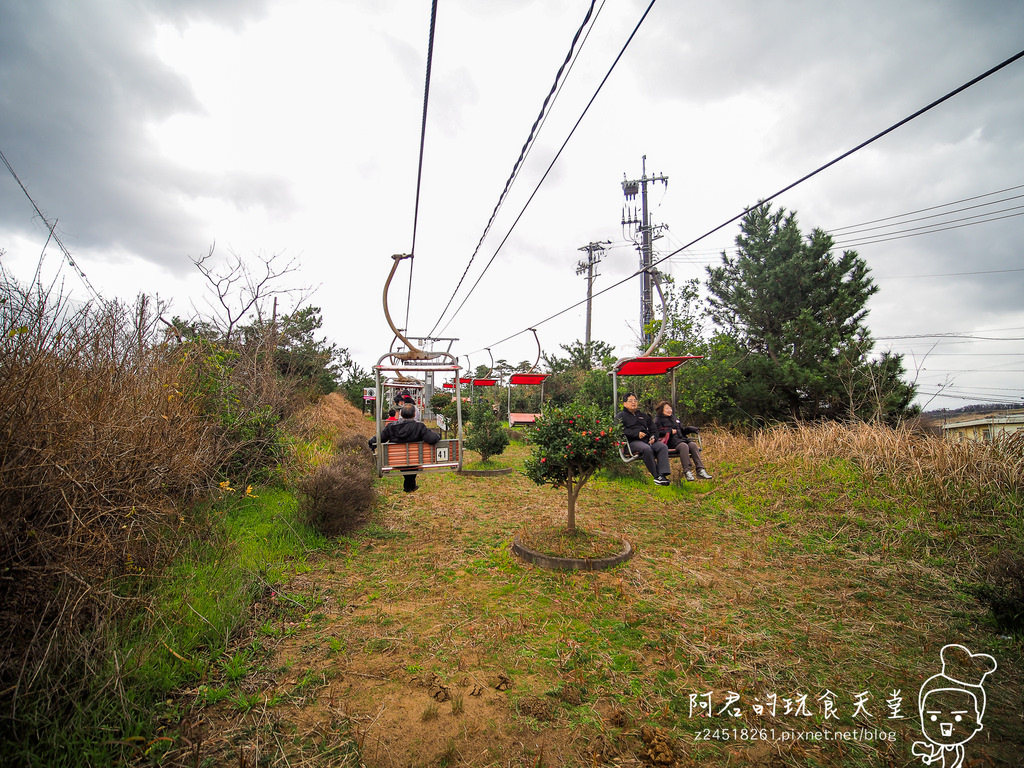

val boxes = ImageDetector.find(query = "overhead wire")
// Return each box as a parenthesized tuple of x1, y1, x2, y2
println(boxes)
(404, 0, 440, 335)
(0, 147, 103, 303)
(434, 0, 659, 337)
(470, 44, 1024, 355)
(428, 0, 602, 337)
(827, 183, 1024, 233)
(659, 183, 1024, 268)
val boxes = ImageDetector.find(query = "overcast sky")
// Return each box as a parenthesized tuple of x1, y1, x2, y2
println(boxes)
(2, 0, 1022, 410)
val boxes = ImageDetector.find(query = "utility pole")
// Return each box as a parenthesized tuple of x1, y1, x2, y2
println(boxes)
(576, 240, 610, 360)
(622, 155, 668, 344)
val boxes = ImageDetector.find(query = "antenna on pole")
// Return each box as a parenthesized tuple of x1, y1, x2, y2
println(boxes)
(622, 155, 668, 344)
(576, 240, 610, 364)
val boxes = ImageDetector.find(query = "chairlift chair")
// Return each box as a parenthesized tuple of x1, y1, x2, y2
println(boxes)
(374, 253, 465, 478)
(611, 355, 703, 463)
(507, 372, 549, 427)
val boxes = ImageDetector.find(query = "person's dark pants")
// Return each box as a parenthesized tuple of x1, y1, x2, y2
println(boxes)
(672, 440, 704, 472)
(629, 439, 670, 478)
(403, 473, 418, 492)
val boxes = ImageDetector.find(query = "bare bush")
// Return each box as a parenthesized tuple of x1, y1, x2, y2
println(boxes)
(0, 281, 219, 718)
(295, 438, 377, 537)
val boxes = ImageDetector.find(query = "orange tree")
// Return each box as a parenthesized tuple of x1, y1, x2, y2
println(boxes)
(523, 401, 620, 532)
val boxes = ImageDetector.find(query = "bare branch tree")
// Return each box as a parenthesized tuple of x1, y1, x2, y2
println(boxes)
(189, 244, 313, 344)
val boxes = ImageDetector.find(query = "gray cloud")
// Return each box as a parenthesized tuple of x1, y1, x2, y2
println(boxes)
(0, 0, 287, 273)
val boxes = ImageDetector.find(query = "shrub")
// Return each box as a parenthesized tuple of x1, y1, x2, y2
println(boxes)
(430, 391, 459, 434)
(970, 551, 1024, 633)
(465, 399, 509, 462)
(177, 338, 287, 482)
(523, 401, 620, 531)
(296, 438, 377, 537)
(0, 285, 220, 746)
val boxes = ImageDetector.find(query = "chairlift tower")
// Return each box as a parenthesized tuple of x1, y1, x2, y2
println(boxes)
(622, 156, 668, 344)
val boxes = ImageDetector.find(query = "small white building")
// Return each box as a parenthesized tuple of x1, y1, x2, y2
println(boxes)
(942, 412, 1024, 444)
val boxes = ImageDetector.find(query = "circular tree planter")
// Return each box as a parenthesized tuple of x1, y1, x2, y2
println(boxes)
(511, 532, 633, 572)
(457, 467, 514, 477)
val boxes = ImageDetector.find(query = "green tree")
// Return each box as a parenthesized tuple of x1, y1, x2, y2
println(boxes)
(270, 306, 344, 396)
(523, 402, 619, 532)
(542, 340, 615, 374)
(641, 278, 737, 422)
(705, 202, 915, 422)
(464, 399, 509, 463)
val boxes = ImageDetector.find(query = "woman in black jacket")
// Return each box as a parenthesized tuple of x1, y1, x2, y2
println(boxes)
(654, 401, 712, 482)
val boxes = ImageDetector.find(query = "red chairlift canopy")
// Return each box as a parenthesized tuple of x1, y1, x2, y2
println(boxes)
(472, 378, 498, 387)
(614, 355, 703, 376)
(442, 382, 455, 389)
(508, 373, 549, 386)
(459, 377, 473, 385)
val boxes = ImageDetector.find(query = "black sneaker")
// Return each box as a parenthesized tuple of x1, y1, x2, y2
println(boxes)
(654, 475, 670, 486)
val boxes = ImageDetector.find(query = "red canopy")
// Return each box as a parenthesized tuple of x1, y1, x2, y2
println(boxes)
(442, 382, 455, 389)
(509, 373, 548, 386)
(459, 377, 473, 385)
(614, 356, 703, 376)
(472, 378, 498, 387)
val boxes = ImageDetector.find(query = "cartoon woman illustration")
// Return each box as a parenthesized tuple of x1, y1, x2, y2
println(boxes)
(912, 644, 997, 768)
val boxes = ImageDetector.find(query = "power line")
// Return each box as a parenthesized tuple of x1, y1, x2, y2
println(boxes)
(428, 0, 600, 336)
(0, 147, 103, 303)
(832, 207, 1024, 249)
(468, 44, 1024, 356)
(828, 183, 1024, 233)
(433, 0, 659, 336)
(877, 267, 1024, 280)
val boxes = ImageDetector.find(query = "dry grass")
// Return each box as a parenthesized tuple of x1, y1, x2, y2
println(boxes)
(294, 392, 374, 444)
(751, 420, 1024, 509)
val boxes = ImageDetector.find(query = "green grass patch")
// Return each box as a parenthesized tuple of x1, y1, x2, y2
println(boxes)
(6, 486, 328, 768)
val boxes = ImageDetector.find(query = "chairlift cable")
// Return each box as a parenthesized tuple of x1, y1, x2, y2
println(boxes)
(405, 0, 440, 335)
(428, 0, 602, 337)
(466, 44, 1024, 357)
(433, 0, 658, 337)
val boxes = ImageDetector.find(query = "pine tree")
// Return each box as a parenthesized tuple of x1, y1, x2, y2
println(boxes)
(705, 202, 915, 422)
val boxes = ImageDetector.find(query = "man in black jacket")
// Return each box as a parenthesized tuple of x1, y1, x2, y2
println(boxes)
(616, 393, 670, 486)
(369, 405, 440, 492)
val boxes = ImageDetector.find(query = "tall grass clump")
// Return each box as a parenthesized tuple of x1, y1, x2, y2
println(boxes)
(0, 280, 220, 755)
(751, 420, 1024, 513)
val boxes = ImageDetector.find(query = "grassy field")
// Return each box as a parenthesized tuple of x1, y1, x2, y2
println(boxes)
(145, 425, 1023, 768)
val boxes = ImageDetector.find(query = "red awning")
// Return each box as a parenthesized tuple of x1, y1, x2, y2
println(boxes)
(472, 378, 498, 387)
(442, 382, 455, 389)
(614, 356, 703, 376)
(509, 373, 548, 386)
(459, 377, 473, 385)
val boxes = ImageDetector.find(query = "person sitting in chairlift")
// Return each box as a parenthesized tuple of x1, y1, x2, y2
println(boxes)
(654, 401, 712, 482)
(368, 405, 440, 492)
(617, 393, 671, 486)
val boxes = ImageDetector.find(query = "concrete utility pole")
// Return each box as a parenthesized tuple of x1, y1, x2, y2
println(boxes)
(622, 155, 668, 344)
(576, 240, 609, 355)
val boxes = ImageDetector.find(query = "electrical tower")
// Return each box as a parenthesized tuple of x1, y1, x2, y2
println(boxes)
(576, 240, 610, 356)
(622, 156, 668, 344)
